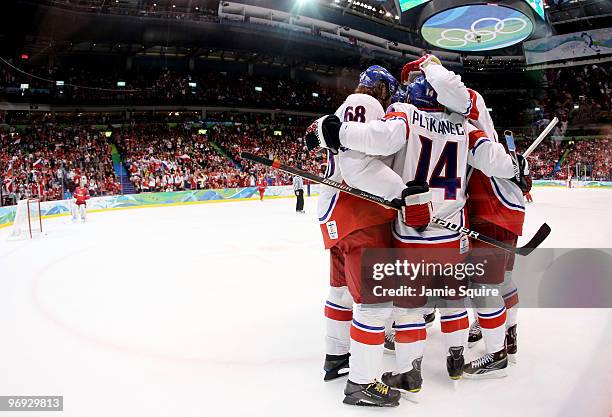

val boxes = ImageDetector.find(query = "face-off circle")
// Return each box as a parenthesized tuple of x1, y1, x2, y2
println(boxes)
(420, 4, 534, 51)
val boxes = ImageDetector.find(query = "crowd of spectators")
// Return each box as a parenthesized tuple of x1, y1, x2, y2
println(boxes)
(1, 117, 610, 206)
(536, 63, 611, 126)
(115, 125, 250, 192)
(517, 136, 611, 181)
(0, 126, 120, 204)
(115, 122, 322, 194)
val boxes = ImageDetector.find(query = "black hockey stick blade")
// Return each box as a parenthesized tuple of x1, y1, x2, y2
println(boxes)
(515, 223, 551, 256)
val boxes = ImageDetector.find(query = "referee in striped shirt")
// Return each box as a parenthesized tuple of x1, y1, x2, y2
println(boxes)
(293, 175, 305, 214)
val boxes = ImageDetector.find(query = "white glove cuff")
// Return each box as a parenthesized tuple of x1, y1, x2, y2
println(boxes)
(404, 190, 432, 206)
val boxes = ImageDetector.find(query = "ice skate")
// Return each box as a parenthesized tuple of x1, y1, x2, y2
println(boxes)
(463, 348, 508, 379)
(343, 380, 400, 407)
(381, 357, 423, 402)
(323, 353, 349, 381)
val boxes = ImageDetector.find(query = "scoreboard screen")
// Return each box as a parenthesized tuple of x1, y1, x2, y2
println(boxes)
(399, 0, 432, 12)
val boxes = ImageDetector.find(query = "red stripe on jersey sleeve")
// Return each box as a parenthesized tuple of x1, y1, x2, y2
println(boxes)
(468, 129, 488, 149)
(468, 89, 480, 121)
(383, 111, 409, 137)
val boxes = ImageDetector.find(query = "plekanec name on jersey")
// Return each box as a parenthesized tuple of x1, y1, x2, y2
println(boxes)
(412, 110, 465, 136)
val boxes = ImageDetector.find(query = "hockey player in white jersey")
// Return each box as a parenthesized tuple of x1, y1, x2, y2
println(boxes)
(400, 55, 531, 378)
(332, 60, 521, 397)
(463, 90, 530, 378)
(306, 65, 428, 406)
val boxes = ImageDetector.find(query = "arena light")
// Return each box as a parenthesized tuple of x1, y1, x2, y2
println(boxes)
(312, 92, 319, 97)
(573, 104, 580, 109)
(255, 86, 263, 92)
(273, 130, 283, 136)
(20, 83, 29, 89)
(20, 54, 29, 60)
(487, 107, 493, 112)
(117, 81, 126, 87)
(104, 131, 112, 138)
(198, 129, 208, 135)
(189, 82, 197, 87)
(56, 80, 64, 86)
(534, 107, 541, 111)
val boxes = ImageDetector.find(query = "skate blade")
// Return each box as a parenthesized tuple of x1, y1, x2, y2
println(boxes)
(508, 353, 517, 364)
(324, 370, 349, 382)
(463, 369, 507, 380)
(342, 397, 399, 407)
(383, 348, 396, 355)
(468, 339, 481, 348)
(452, 378, 460, 390)
(399, 389, 421, 403)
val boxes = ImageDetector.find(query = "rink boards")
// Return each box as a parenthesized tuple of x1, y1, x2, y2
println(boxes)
(1, 180, 610, 228)
(0, 185, 320, 228)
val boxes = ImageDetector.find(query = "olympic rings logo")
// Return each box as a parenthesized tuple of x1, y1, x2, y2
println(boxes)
(435, 17, 529, 48)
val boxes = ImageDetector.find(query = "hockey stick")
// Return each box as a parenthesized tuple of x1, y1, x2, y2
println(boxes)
(504, 129, 522, 184)
(241, 152, 550, 256)
(523, 117, 559, 158)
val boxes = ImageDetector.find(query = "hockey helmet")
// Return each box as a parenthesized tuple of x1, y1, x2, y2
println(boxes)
(407, 75, 439, 109)
(358, 65, 399, 98)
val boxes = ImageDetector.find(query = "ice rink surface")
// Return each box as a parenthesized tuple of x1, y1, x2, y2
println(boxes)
(0, 187, 611, 417)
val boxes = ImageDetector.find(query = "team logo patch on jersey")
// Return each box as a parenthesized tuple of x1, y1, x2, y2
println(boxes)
(326, 221, 338, 240)
(460, 235, 470, 255)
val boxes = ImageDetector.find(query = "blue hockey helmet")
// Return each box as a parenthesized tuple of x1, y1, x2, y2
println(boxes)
(407, 75, 439, 109)
(358, 65, 399, 97)
(391, 86, 407, 104)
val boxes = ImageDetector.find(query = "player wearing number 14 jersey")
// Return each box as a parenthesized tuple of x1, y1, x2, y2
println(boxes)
(338, 65, 518, 395)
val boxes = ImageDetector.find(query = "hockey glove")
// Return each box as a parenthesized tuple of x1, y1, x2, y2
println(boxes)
(510, 154, 531, 193)
(400, 54, 441, 85)
(392, 180, 433, 232)
(305, 114, 341, 153)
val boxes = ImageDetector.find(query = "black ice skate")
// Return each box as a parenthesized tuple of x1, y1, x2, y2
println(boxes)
(463, 348, 508, 379)
(323, 353, 350, 381)
(381, 357, 423, 402)
(446, 346, 465, 381)
(506, 324, 518, 364)
(384, 329, 395, 353)
(343, 380, 400, 407)
(468, 319, 482, 348)
(424, 310, 435, 328)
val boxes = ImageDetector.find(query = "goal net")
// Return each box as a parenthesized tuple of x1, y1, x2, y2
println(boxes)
(9, 199, 43, 239)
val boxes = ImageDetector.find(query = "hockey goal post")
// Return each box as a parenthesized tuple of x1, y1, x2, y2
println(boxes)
(9, 198, 43, 239)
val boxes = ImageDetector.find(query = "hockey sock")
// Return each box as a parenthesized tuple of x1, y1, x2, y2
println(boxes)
(393, 308, 426, 374)
(325, 286, 353, 355)
(440, 307, 469, 351)
(477, 307, 507, 353)
(348, 303, 392, 384)
(502, 271, 519, 329)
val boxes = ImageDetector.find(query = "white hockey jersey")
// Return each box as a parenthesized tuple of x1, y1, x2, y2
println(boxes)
(339, 103, 516, 246)
(316, 93, 398, 249)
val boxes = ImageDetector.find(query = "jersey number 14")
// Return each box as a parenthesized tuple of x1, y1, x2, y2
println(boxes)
(414, 135, 461, 200)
